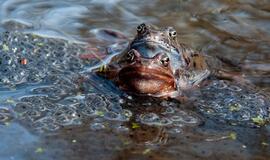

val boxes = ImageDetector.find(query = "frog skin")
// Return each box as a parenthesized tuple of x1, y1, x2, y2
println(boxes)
(95, 23, 238, 98)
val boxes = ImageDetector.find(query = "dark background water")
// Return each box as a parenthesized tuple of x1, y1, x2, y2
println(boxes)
(0, 0, 269, 160)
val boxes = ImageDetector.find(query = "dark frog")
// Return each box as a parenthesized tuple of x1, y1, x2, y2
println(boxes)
(96, 23, 213, 97)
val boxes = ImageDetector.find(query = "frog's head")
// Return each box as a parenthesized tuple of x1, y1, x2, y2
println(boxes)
(117, 48, 176, 96)
(112, 24, 190, 96)
(130, 23, 179, 58)
(98, 24, 198, 96)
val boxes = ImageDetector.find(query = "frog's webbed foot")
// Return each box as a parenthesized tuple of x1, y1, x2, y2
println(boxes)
(215, 55, 242, 69)
(91, 29, 129, 42)
(214, 70, 252, 85)
(178, 69, 211, 90)
(206, 55, 252, 84)
(190, 70, 211, 86)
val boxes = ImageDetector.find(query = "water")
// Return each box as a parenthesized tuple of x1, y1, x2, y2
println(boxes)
(0, 0, 269, 160)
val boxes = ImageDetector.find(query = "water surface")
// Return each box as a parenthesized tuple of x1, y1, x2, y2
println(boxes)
(0, 0, 269, 160)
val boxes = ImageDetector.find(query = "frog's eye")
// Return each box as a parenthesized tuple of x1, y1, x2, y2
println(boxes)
(137, 23, 146, 34)
(168, 28, 177, 38)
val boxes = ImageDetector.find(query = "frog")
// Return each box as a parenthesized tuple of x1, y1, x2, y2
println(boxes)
(95, 23, 238, 98)
(93, 23, 270, 127)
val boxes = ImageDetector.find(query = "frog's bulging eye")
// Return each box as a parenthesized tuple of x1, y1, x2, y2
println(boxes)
(167, 27, 177, 38)
(169, 30, 177, 38)
(137, 23, 146, 34)
(126, 50, 135, 62)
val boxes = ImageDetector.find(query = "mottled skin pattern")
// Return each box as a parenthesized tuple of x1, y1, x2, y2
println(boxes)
(97, 23, 214, 97)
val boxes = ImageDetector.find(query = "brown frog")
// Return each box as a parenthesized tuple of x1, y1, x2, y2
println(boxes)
(95, 23, 242, 98)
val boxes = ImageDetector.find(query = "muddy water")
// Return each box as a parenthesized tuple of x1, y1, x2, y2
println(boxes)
(0, 0, 269, 160)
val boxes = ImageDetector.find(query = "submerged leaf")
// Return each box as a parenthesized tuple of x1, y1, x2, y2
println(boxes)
(2, 44, 9, 52)
(229, 132, 237, 140)
(131, 122, 140, 129)
(251, 116, 265, 125)
(35, 147, 44, 153)
(142, 148, 151, 155)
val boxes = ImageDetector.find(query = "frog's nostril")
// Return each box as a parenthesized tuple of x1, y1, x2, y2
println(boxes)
(160, 56, 170, 67)
(137, 23, 146, 34)
(154, 53, 170, 67)
(126, 50, 135, 62)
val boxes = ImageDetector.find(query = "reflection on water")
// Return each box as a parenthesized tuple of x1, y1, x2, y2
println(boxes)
(0, 0, 269, 160)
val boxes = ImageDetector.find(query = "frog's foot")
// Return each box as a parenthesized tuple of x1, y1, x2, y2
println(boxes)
(91, 28, 129, 42)
(215, 70, 251, 85)
(178, 69, 211, 90)
(215, 55, 242, 69)
(174, 95, 189, 103)
(168, 92, 189, 103)
(100, 29, 128, 40)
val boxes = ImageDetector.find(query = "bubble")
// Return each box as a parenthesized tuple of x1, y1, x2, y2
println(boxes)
(172, 111, 200, 125)
(0, 107, 11, 114)
(81, 106, 95, 116)
(212, 80, 228, 89)
(33, 117, 60, 132)
(23, 110, 43, 122)
(227, 85, 242, 92)
(14, 102, 33, 114)
(162, 106, 175, 114)
(104, 111, 120, 120)
(0, 107, 13, 124)
(139, 113, 172, 126)
(44, 123, 61, 131)
(59, 97, 80, 105)
(106, 103, 123, 112)
(53, 106, 81, 126)
(170, 115, 184, 122)
(159, 117, 172, 125)
(227, 102, 243, 112)
(20, 96, 47, 104)
(236, 109, 251, 121)
(160, 101, 178, 108)
(168, 127, 182, 134)
(55, 114, 81, 126)
(85, 94, 108, 109)
(67, 57, 83, 71)
(27, 69, 45, 83)
(90, 122, 106, 130)
(140, 113, 160, 124)
(119, 109, 132, 121)
(114, 124, 129, 132)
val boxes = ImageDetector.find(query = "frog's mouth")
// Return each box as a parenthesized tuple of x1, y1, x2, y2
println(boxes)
(118, 65, 176, 96)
